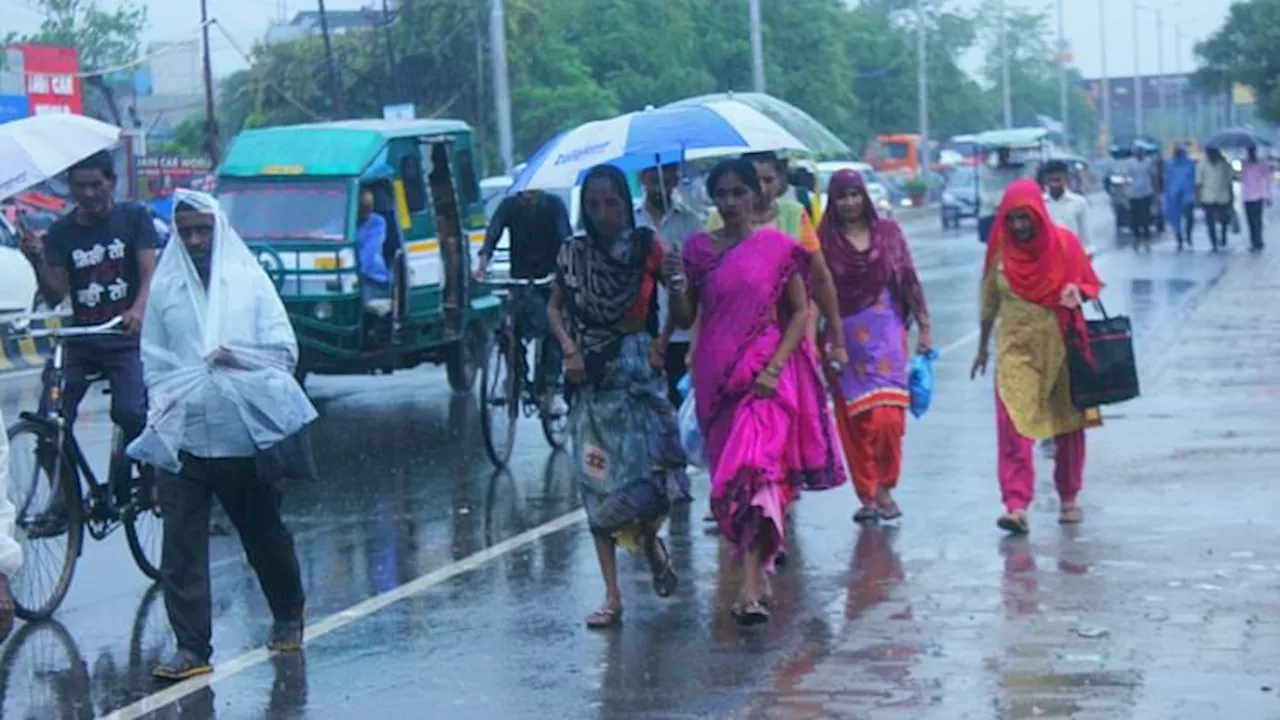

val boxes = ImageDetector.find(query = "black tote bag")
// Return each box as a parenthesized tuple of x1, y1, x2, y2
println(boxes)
(1067, 301, 1140, 409)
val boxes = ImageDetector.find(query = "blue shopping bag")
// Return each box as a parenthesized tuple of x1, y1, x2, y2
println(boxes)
(675, 374, 706, 468)
(908, 349, 939, 419)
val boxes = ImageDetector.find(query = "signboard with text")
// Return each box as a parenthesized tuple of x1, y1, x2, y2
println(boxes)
(19, 44, 83, 116)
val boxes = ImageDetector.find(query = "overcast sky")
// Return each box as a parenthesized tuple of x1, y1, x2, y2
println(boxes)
(12, 0, 1234, 82)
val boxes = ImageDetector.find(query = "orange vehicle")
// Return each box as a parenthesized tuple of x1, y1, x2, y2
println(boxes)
(867, 134, 923, 175)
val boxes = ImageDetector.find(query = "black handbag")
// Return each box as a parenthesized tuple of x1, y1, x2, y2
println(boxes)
(1067, 301, 1140, 409)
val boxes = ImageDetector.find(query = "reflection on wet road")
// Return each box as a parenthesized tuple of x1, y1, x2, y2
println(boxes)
(3, 203, 1278, 719)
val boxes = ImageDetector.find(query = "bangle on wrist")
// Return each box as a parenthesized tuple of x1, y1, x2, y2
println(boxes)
(764, 364, 782, 378)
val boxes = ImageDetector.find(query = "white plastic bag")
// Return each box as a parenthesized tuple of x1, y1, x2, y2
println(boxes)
(128, 189, 317, 472)
(678, 393, 706, 469)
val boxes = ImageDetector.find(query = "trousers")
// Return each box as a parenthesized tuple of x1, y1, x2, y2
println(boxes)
(995, 389, 1085, 512)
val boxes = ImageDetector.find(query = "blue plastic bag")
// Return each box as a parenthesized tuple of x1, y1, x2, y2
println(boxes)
(908, 349, 939, 419)
(677, 372, 693, 401)
(677, 381, 706, 469)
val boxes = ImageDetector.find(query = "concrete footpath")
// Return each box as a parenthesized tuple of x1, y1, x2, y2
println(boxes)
(740, 246, 1280, 720)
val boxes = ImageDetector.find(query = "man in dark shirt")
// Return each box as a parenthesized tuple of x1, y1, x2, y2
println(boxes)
(20, 151, 157, 520)
(473, 189, 572, 413)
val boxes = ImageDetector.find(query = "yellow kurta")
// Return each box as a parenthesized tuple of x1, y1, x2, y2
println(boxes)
(982, 264, 1089, 439)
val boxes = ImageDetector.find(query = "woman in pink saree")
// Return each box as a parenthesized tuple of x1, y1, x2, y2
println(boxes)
(673, 159, 845, 625)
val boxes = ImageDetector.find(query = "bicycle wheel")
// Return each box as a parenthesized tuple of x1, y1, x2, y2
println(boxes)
(536, 336, 570, 449)
(5, 420, 84, 621)
(0, 620, 92, 717)
(479, 328, 519, 467)
(124, 463, 163, 581)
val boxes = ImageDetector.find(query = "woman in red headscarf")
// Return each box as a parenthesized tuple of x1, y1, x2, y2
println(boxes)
(970, 179, 1102, 534)
(818, 169, 931, 523)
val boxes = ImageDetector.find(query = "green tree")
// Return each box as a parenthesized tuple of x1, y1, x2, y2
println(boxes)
(1192, 0, 1280, 125)
(12, 0, 148, 125)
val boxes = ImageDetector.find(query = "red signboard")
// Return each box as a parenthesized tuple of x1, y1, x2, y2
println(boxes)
(18, 44, 82, 116)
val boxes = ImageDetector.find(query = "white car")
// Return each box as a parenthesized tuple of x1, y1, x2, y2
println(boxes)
(0, 215, 37, 314)
(816, 161, 895, 218)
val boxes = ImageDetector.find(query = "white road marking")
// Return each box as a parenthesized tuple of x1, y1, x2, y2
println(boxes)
(101, 508, 587, 719)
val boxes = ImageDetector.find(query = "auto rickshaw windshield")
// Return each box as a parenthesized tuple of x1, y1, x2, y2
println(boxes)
(217, 179, 351, 241)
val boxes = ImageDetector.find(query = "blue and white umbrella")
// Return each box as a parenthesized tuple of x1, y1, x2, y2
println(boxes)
(509, 101, 808, 191)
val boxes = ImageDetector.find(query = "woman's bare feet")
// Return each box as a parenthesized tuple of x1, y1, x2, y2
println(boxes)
(876, 488, 902, 520)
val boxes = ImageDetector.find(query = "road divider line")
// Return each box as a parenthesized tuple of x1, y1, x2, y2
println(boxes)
(101, 508, 587, 720)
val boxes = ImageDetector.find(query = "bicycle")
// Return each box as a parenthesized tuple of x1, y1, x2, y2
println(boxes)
(477, 275, 569, 468)
(5, 316, 163, 621)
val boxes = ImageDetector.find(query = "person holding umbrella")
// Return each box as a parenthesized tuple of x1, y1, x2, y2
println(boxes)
(1197, 148, 1235, 251)
(1241, 146, 1272, 251)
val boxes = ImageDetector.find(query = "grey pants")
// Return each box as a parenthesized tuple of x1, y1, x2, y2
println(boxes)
(160, 454, 304, 660)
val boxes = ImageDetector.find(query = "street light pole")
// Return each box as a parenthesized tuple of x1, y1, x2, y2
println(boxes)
(1154, 8, 1164, 133)
(999, 0, 1011, 128)
(749, 0, 765, 93)
(916, 0, 928, 175)
(1057, 0, 1068, 144)
(489, 0, 514, 172)
(316, 0, 345, 119)
(1133, 0, 1143, 138)
(1099, 0, 1111, 149)
(199, 0, 219, 162)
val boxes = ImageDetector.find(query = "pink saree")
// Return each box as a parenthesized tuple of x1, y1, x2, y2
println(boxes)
(684, 228, 845, 570)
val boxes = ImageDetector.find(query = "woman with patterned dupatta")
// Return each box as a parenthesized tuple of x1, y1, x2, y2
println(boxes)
(547, 165, 690, 630)
(674, 159, 845, 626)
(970, 179, 1103, 534)
(817, 169, 932, 524)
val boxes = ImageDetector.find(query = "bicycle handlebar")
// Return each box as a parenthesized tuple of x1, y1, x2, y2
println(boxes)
(22, 316, 125, 340)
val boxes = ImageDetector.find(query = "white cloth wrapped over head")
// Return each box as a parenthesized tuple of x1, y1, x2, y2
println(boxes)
(127, 189, 317, 473)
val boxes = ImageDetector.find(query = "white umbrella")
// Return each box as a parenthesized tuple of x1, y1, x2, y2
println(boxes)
(0, 114, 122, 202)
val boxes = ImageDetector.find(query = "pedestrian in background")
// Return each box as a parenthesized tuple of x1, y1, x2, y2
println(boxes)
(818, 169, 930, 524)
(131, 190, 313, 680)
(1126, 145, 1157, 250)
(1240, 146, 1272, 252)
(1198, 149, 1235, 251)
(1164, 145, 1198, 251)
(546, 164, 689, 630)
(1042, 160, 1092, 256)
(0, 409, 19, 642)
(971, 179, 1103, 535)
(635, 163, 703, 406)
(678, 159, 845, 625)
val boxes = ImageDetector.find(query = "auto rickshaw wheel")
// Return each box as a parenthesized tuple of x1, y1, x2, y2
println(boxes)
(446, 321, 486, 393)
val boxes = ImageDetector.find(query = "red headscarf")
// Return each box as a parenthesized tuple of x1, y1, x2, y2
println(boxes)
(983, 178, 1102, 360)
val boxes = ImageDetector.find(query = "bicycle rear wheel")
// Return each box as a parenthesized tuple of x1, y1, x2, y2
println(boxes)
(124, 463, 163, 581)
(5, 420, 83, 621)
(480, 329, 519, 467)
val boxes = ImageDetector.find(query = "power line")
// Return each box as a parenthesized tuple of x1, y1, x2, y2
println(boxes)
(211, 20, 324, 121)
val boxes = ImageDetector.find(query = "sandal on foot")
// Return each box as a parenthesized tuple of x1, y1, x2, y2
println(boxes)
(648, 538, 679, 598)
(732, 600, 770, 626)
(585, 604, 623, 629)
(997, 512, 1030, 535)
(853, 505, 881, 524)
(1059, 504, 1084, 524)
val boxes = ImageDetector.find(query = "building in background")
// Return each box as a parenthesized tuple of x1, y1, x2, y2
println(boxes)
(266, 10, 375, 45)
(126, 40, 207, 145)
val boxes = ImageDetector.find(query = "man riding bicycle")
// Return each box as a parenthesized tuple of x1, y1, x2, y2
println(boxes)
(473, 189, 572, 414)
(19, 151, 158, 529)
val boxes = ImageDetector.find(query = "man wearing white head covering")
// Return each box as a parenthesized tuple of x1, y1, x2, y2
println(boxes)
(130, 189, 314, 681)
(0, 411, 19, 642)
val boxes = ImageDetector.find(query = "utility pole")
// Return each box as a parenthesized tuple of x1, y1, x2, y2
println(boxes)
(199, 0, 219, 162)
(1099, 0, 1112, 149)
(1056, 0, 1069, 145)
(915, 0, 928, 176)
(380, 0, 398, 102)
(1133, 0, 1143, 138)
(316, 0, 345, 119)
(489, 0, 514, 171)
(749, 0, 765, 93)
(1155, 8, 1164, 135)
(998, 0, 1011, 128)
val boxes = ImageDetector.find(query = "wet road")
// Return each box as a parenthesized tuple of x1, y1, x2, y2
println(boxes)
(2, 201, 1277, 719)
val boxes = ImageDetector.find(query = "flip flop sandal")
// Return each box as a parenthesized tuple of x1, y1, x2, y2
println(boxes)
(877, 501, 903, 521)
(585, 605, 623, 629)
(997, 513, 1030, 535)
(649, 538, 679, 598)
(1059, 505, 1084, 524)
(853, 506, 881, 524)
(732, 600, 771, 626)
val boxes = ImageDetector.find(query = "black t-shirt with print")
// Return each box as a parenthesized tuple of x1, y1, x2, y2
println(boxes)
(44, 202, 158, 326)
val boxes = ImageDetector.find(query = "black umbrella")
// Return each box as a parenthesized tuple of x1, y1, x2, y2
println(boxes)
(1204, 128, 1273, 151)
